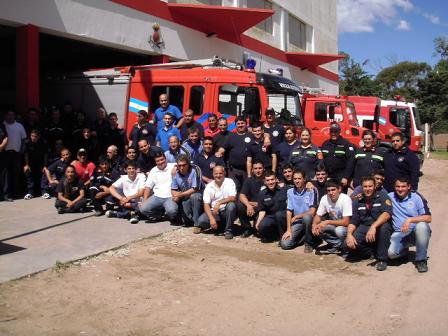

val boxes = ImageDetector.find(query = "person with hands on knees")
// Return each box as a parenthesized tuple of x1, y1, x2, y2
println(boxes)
(280, 169, 318, 251)
(108, 160, 146, 224)
(197, 165, 237, 239)
(255, 171, 288, 243)
(387, 177, 432, 273)
(55, 165, 88, 214)
(171, 155, 203, 228)
(343, 176, 393, 271)
(312, 179, 352, 254)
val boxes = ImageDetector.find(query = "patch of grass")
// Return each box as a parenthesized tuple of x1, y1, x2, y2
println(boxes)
(52, 260, 69, 273)
(428, 150, 448, 160)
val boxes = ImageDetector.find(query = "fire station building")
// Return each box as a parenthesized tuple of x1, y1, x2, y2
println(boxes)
(0, 0, 341, 115)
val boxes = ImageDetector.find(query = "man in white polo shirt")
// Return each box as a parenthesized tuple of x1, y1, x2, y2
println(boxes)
(197, 165, 237, 239)
(108, 160, 146, 224)
(139, 152, 178, 224)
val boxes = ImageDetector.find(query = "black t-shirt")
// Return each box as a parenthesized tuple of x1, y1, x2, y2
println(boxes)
(109, 126, 128, 156)
(180, 121, 204, 140)
(56, 179, 84, 200)
(247, 139, 274, 169)
(240, 177, 264, 202)
(90, 169, 120, 188)
(225, 132, 252, 169)
(136, 146, 163, 173)
(194, 153, 225, 179)
(130, 123, 158, 147)
(24, 139, 48, 167)
(264, 124, 285, 149)
(48, 159, 69, 180)
(258, 185, 287, 214)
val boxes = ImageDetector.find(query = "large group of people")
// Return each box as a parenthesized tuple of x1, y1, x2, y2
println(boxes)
(0, 93, 432, 273)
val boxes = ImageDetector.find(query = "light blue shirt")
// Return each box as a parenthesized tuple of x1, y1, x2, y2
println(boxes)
(388, 191, 431, 231)
(287, 187, 318, 216)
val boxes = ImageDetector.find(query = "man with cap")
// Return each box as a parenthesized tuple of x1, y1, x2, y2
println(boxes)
(71, 148, 96, 187)
(321, 122, 355, 193)
(263, 108, 285, 149)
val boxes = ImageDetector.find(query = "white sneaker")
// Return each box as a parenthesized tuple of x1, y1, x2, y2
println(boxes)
(42, 193, 51, 199)
(24, 194, 33, 200)
(106, 210, 118, 218)
(129, 216, 139, 224)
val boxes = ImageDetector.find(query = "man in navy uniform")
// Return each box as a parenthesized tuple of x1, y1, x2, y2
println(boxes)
(321, 123, 355, 192)
(383, 132, 420, 192)
(344, 176, 393, 271)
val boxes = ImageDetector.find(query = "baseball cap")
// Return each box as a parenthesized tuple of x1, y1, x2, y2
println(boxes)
(329, 123, 341, 133)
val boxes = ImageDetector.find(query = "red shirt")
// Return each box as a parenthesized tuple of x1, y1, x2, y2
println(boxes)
(72, 161, 96, 182)
(204, 127, 220, 138)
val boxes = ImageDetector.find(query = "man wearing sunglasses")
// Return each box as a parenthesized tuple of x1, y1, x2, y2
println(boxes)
(383, 132, 420, 192)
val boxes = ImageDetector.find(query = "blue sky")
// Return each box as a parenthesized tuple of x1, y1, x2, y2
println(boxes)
(338, 0, 448, 75)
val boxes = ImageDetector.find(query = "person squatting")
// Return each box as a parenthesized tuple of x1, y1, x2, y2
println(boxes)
(0, 101, 431, 273)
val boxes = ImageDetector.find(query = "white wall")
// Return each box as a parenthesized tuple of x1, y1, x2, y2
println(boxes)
(0, 0, 339, 93)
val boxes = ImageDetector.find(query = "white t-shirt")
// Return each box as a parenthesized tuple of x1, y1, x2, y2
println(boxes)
(317, 193, 352, 219)
(4, 121, 26, 152)
(203, 178, 237, 210)
(145, 163, 176, 198)
(112, 173, 146, 198)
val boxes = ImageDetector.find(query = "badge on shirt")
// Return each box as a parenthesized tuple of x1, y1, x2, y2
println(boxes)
(244, 137, 251, 143)
(142, 129, 148, 135)
(407, 201, 414, 209)
(398, 156, 405, 162)
(272, 130, 279, 137)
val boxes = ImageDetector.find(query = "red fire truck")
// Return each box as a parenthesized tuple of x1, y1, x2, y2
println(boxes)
(43, 57, 366, 146)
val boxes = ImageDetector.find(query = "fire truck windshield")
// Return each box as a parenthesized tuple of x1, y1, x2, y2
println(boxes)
(346, 102, 360, 127)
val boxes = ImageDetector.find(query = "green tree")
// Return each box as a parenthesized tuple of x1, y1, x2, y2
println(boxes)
(417, 38, 448, 132)
(375, 61, 431, 99)
(338, 52, 382, 96)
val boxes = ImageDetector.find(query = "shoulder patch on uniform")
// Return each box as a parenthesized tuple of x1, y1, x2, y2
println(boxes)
(385, 199, 392, 206)
(349, 146, 354, 151)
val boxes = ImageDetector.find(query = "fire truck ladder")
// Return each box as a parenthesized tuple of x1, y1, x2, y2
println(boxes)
(133, 56, 244, 71)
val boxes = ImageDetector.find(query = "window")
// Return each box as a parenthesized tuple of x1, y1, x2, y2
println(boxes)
(314, 103, 343, 122)
(247, 0, 273, 34)
(288, 14, 307, 50)
(189, 86, 204, 115)
(195, 0, 222, 5)
(150, 86, 184, 113)
(218, 86, 260, 118)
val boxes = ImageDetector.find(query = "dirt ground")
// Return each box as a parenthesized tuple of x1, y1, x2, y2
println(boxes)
(1, 159, 447, 336)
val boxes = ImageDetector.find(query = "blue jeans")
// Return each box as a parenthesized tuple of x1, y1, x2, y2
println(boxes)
(197, 202, 237, 233)
(388, 222, 431, 261)
(319, 225, 347, 249)
(139, 195, 178, 221)
(179, 192, 203, 226)
(280, 215, 313, 250)
(258, 211, 287, 241)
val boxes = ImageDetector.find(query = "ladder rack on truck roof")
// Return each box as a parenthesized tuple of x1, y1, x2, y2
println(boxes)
(130, 56, 244, 71)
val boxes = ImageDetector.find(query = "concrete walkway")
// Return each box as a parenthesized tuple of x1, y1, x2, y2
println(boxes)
(0, 198, 173, 282)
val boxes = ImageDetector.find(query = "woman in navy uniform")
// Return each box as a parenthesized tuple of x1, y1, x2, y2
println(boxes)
(352, 130, 385, 188)
(289, 128, 322, 180)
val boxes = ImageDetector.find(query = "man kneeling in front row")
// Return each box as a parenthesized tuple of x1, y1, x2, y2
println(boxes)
(197, 165, 237, 239)
(344, 176, 393, 271)
(388, 177, 432, 273)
